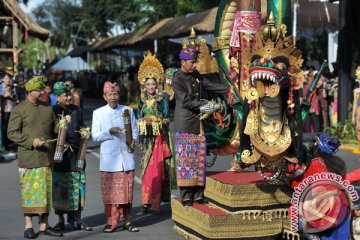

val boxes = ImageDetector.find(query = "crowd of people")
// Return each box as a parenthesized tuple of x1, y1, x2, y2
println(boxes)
(5, 41, 360, 239)
(301, 64, 340, 132)
(6, 45, 228, 239)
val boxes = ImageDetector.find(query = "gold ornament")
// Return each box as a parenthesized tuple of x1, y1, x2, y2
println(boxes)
(356, 66, 360, 79)
(256, 81, 265, 98)
(138, 51, 164, 86)
(230, 57, 239, 74)
(246, 87, 259, 101)
(241, 148, 261, 164)
(268, 84, 280, 98)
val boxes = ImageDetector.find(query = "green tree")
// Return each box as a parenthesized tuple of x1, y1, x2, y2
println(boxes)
(176, 0, 219, 16)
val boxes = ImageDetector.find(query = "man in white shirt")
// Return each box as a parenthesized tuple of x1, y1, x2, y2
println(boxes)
(91, 81, 139, 233)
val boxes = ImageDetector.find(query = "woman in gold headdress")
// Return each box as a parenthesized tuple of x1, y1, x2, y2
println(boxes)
(137, 51, 176, 214)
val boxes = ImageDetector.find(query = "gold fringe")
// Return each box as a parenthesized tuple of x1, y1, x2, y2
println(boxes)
(172, 199, 284, 239)
(282, 229, 302, 240)
(173, 225, 202, 240)
(205, 175, 292, 209)
(211, 203, 289, 221)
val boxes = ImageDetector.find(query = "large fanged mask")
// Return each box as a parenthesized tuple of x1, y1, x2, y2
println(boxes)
(249, 57, 288, 98)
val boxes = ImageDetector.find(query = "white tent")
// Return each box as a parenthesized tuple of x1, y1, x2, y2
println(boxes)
(50, 56, 92, 71)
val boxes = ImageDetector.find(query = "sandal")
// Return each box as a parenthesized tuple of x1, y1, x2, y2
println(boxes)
(75, 222, 93, 231)
(53, 222, 65, 231)
(103, 224, 114, 233)
(123, 223, 140, 232)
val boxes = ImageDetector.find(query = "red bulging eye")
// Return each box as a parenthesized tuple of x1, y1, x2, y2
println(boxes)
(259, 58, 266, 64)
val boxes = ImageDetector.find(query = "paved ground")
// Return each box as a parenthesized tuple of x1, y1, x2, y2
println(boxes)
(0, 97, 359, 239)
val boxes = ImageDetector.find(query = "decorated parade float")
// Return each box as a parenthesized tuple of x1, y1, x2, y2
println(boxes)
(171, 0, 360, 239)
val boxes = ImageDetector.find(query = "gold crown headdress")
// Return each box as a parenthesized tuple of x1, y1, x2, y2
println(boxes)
(251, 12, 303, 91)
(138, 51, 164, 85)
(253, 13, 303, 70)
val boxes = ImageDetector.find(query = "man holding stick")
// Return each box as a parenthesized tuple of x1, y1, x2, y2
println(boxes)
(51, 81, 92, 232)
(91, 81, 139, 233)
(7, 76, 63, 238)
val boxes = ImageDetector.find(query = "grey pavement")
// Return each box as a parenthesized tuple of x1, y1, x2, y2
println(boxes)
(1, 97, 360, 239)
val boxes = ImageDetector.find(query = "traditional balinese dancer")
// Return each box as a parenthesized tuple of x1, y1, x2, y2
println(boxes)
(52, 82, 92, 231)
(7, 76, 63, 238)
(172, 47, 228, 206)
(137, 51, 177, 213)
(91, 81, 139, 233)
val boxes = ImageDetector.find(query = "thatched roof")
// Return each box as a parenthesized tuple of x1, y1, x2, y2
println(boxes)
(145, 8, 217, 40)
(91, 8, 217, 52)
(91, 24, 153, 52)
(85, 1, 339, 52)
(1, 0, 50, 41)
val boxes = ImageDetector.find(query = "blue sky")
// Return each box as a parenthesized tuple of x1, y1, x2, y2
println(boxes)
(20, 0, 46, 14)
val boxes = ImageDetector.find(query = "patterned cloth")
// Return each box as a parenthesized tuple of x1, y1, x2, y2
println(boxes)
(19, 167, 52, 214)
(103, 81, 120, 94)
(53, 171, 86, 213)
(141, 134, 171, 212)
(100, 171, 134, 204)
(24, 75, 47, 91)
(175, 132, 206, 187)
(53, 81, 70, 96)
(101, 171, 135, 229)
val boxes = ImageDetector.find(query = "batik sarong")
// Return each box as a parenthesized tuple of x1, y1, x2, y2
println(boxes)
(101, 171, 135, 229)
(19, 167, 52, 214)
(175, 132, 206, 187)
(53, 171, 86, 213)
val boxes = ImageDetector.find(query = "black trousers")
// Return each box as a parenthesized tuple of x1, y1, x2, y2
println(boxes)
(179, 186, 205, 201)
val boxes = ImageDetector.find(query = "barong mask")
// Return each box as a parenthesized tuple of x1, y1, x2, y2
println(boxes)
(238, 13, 304, 182)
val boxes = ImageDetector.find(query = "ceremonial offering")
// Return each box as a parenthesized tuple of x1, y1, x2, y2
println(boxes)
(54, 115, 69, 163)
(123, 109, 134, 153)
(136, 116, 163, 136)
(76, 127, 91, 171)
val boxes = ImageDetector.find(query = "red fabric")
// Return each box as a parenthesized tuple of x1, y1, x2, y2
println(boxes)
(289, 157, 328, 188)
(103, 81, 120, 94)
(100, 171, 134, 204)
(105, 204, 126, 229)
(174, 198, 228, 216)
(207, 171, 272, 185)
(303, 84, 319, 114)
(141, 134, 171, 212)
(345, 168, 360, 183)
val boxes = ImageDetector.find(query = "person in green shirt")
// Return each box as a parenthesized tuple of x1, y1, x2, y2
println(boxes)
(7, 76, 63, 239)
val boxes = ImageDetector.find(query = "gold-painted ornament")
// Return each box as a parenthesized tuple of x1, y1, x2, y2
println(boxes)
(256, 81, 265, 98)
(268, 84, 280, 98)
(246, 87, 259, 101)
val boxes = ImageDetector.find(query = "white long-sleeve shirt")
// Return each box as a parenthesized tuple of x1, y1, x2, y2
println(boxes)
(91, 104, 139, 172)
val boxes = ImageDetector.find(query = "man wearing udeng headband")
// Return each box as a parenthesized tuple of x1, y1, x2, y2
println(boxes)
(91, 81, 139, 233)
